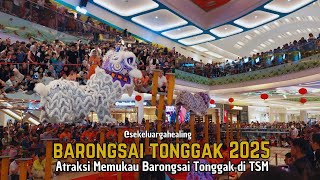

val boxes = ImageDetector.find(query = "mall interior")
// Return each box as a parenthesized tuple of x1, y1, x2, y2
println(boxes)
(1, 0, 320, 179)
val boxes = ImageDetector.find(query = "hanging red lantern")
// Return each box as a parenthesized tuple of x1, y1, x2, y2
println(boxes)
(135, 95, 142, 102)
(260, 93, 269, 100)
(228, 98, 234, 103)
(298, 88, 307, 95)
(300, 97, 307, 104)
(230, 105, 234, 109)
(209, 99, 215, 104)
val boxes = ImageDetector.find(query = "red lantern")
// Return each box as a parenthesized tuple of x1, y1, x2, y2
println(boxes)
(260, 93, 269, 100)
(230, 105, 234, 109)
(298, 88, 307, 95)
(228, 98, 234, 103)
(300, 98, 307, 104)
(135, 95, 142, 102)
(210, 99, 215, 104)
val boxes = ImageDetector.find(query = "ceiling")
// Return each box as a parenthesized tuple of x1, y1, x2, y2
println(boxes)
(83, 0, 318, 61)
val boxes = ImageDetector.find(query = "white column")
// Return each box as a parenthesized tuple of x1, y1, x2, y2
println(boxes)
(135, 93, 144, 124)
(0, 111, 5, 127)
(300, 110, 308, 123)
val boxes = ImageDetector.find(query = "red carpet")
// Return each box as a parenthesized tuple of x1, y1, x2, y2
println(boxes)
(72, 172, 135, 180)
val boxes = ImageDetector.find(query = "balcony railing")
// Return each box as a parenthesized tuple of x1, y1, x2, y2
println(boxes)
(0, 0, 136, 43)
(176, 52, 320, 86)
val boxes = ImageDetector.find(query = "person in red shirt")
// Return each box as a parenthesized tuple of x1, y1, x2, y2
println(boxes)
(81, 126, 95, 143)
(59, 125, 72, 145)
(106, 126, 117, 143)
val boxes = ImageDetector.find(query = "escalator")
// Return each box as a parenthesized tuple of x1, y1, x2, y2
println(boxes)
(0, 102, 40, 125)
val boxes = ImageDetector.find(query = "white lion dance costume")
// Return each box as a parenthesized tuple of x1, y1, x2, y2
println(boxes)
(35, 48, 142, 123)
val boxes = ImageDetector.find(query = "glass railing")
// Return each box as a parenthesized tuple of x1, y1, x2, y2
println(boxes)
(176, 40, 320, 78)
(0, 0, 136, 43)
(176, 47, 320, 86)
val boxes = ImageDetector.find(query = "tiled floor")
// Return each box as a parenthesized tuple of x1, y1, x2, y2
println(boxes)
(54, 147, 290, 180)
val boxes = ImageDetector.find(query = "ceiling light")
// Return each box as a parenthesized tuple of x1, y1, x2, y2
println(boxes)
(286, 32, 292, 36)
(190, 45, 208, 52)
(245, 35, 252, 40)
(255, 16, 258, 19)
(283, 95, 287, 99)
(225, 28, 228, 30)
(297, 29, 301, 33)
(155, 16, 158, 19)
(254, 30, 261, 34)
(308, 16, 314, 21)
(268, 39, 274, 43)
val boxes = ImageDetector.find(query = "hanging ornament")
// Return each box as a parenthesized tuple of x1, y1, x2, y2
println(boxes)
(228, 98, 234, 103)
(298, 88, 307, 95)
(209, 99, 215, 104)
(260, 93, 269, 100)
(230, 105, 234, 109)
(300, 97, 307, 104)
(135, 95, 142, 102)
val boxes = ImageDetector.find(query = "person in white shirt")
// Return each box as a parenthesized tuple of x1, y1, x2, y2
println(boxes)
(157, 71, 167, 92)
(89, 45, 102, 57)
(290, 126, 299, 139)
(5, 74, 19, 93)
(9, 158, 20, 180)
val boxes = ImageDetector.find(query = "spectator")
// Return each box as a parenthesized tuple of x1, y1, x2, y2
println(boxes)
(157, 71, 167, 92)
(9, 156, 20, 180)
(31, 152, 46, 179)
(88, 49, 100, 78)
(311, 133, 320, 169)
(5, 74, 20, 93)
(284, 152, 293, 166)
(42, 72, 54, 85)
(290, 138, 314, 179)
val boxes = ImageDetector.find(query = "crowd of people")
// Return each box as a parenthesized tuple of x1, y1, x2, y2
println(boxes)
(178, 33, 320, 78)
(0, 0, 136, 43)
(0, 119, 320, 179)
(1, 0, 320, 85)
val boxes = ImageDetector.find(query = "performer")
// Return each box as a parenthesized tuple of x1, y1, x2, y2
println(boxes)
(88, 50, 101, 78)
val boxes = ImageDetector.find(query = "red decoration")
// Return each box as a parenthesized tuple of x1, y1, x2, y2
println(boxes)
(135, 95, 142, 102)
(209, 99, 215, 104)
(230, 105, 234, 109)
(300, 98, 307, 104)
(192, 0, 231, 12)
(260, 93, 269, 100)
(228, 98, 234, 103)
(298, 88, 307, 95)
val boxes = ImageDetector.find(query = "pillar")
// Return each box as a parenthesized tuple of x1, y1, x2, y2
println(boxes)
(226, 113, 230, 145)
(204, 115, 209, 143)
(157, 93, 165, 121)
(145, 120, 150, 154)
(42, 138, 58, 180)
(117, 127, 124, 180)
(237, 120, 241, 141)
(135, 93, 144, 124)
(230, 113, 233, 141)
(151, 70, 161, 105)
(134, 126, 140, 180)
(0, 111, 5, 127)
(300, 110, 308, 123)
(16, 158, 32, 180)
(0, 156, 10, 180)
(166, 73, 175, 105)
(99, 128, 105, 161)
(190, 113, 195, 144)
(215, 109, 220, 144)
